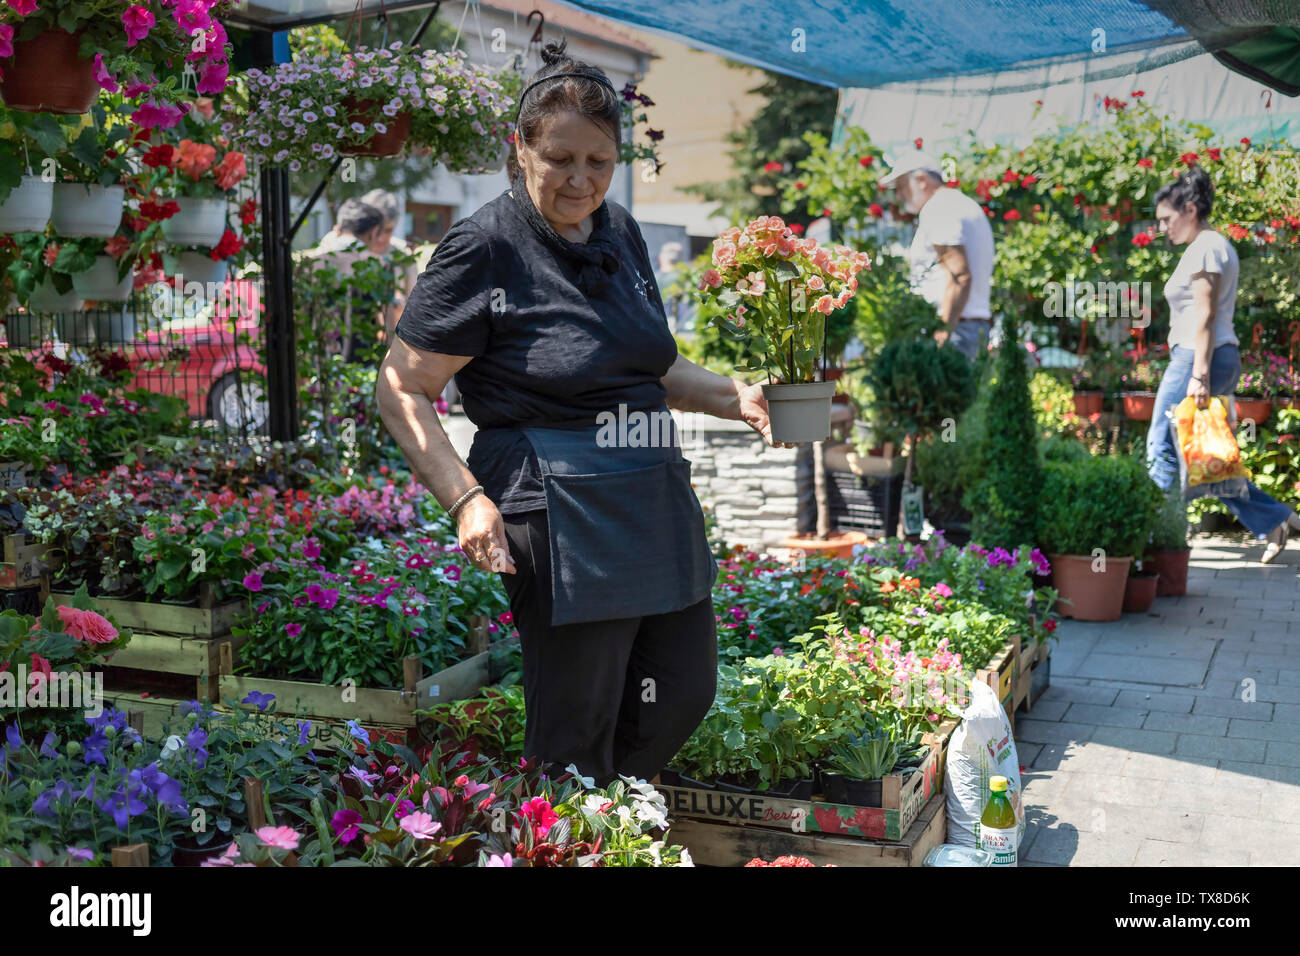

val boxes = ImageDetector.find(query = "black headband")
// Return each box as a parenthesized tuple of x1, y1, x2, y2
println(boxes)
(514, 71, 617, 137)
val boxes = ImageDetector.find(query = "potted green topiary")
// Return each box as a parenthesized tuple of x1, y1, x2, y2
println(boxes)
(1149, 487, 1190, 596)
(1036, 455, 1164, 621)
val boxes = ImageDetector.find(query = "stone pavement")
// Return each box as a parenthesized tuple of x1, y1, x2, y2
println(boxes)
(1017, 535, 1300, 866)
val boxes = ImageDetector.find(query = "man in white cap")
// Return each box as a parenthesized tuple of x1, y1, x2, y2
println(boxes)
(879, 148, 995, 361)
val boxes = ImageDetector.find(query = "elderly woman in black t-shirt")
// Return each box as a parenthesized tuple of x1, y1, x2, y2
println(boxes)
(377, 40, 792, 786)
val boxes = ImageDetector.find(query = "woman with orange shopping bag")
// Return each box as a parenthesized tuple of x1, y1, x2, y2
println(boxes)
(1145, 168, 1300, 564)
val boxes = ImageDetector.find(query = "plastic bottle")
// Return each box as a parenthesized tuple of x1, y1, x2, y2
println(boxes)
(978, 775, 1018, 867)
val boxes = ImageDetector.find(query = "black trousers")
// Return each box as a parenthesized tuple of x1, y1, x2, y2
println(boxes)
(499, 509, 717, 785)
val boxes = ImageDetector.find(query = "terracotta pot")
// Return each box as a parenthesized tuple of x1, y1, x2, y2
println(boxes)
(1151, 548, 1189, 596)
(1121, 392, 1156, 421)
(782, 531, 869, 560)
(826, 367, 850, 405)
(1073, 390, 1103, 417)
(1048, 553, 1131, 622)
(341, 96, 412, 158)
(1234, 398, 1272, 425)
(1281, 398, 1300, 412)
(1123, 573, 1158, 613)
(0, 29, 98, 113)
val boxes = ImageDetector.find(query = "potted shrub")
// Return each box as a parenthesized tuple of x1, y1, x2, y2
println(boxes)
(1149, 487, 1190, 596)
(695, 215, 871, 442)
(865, 337, 975, 535)
(1036, 454, 1163, 621)
(1235, 352, 1272, 424)
(0, 1, 232, 118)
(820, 722, 927, 807)
(1122, 559, 1159, 613)
(1118, 358, 1166, 421)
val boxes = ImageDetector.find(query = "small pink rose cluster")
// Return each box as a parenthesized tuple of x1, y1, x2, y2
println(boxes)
(55, 605, 119, 645)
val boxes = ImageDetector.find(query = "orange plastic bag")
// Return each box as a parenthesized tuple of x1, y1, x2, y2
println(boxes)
(1173, 396, 1250, 488)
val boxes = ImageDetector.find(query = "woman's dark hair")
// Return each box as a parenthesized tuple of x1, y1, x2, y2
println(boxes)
(507, 39, 622, 185)
(1154, 166, 1213, 221)
(336, 198, 385, 239)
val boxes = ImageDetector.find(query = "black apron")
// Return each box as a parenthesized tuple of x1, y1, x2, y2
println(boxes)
(516, 407, 718, 627)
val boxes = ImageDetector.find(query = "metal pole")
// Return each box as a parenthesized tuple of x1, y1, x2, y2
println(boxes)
(260, 164, 299, 441)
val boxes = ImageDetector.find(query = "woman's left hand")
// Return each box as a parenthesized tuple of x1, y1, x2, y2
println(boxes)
(737, 382, 798, 449)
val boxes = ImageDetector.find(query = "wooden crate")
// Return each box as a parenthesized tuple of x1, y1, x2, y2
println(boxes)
(1020, 643, 1053, 714)
(0, 460, 28, 490)
(658, 720, 955, 844)
(44, 580, 246, 637)
(667, 791, 947, 867)
(975, 634, 1020, 727)
(214, 628, 512, 729)
(1, 534, 51, 589)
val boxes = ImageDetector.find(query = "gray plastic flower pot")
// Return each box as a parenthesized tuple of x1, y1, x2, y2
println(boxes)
(760, 380, 837, 443)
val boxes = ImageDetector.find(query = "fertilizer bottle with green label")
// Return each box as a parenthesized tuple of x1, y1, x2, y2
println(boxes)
(978, 776, 1018, 867)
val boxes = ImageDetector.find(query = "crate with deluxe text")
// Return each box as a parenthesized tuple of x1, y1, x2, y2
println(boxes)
(657, 718, 957, 851)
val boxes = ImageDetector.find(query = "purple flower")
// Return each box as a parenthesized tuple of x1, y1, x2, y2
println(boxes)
(297, 721, 311, 746)
(345, 720, 370, 745)
(987, 547, 1015, 567)
(331, 809, 363, 844)
(66, 847, 94, 862)
(91, 53, 119, 93)
(241, 690, 275, 712)
(1029, 548, 1051, 575)
(82, 730, 109, 766)
(345, 765, 381, 787)
(243, 573, 264, 592)
(98, 784, 148, 830)
(122, 5, 155, 47)
(443, 564, 461, 582)
(39, 731, 57, 759)
(285, 622, 303, 638)
(185, 727, 209, 768)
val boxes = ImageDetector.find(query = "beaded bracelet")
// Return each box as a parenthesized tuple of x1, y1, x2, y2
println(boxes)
(447, 484, 484, 520)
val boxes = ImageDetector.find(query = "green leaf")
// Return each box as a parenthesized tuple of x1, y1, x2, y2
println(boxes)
(772, 259, 800, 283)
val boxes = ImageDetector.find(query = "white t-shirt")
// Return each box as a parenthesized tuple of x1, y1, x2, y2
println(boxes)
(1165, 229, 1239, 350)
(908, 187, 995, 320)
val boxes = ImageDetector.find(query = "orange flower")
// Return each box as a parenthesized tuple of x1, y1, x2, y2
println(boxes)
(901, 576, 920, 592)
(212, 151, 247, 191)
(880, 581, 897, 594)
(799, 583, 814, 596)
(177, 139, 217, 181)
(43, 243, 60, 267)
(104, 236, 131, 260)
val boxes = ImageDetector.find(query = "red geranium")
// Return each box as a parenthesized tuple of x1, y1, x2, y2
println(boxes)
(1137, 158, 1153, 169)
(762, 161, 781, 173)
(868, 203, 884, 217)
(1206, 147, 1221, 161)
(1132, 232, 1153, 247)
(858, 155, 873, 167)
(209, 229, 244, 261)
(239, 198, 259, 225)
(140, 199, 180, 221)
(1002, 169, 1019, 183)
(1180, 151, 1199, 165)
(142, 143, 177, 169)
(1003, 209, 1021, 221)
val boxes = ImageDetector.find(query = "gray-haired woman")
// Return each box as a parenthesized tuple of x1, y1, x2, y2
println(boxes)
(377, 39, 795, 785)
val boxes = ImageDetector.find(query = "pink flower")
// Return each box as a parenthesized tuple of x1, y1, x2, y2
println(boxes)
(285, 622, 302, 637)
(299, 538, 320, 560)
(131, 99, 187, 130)
(698, 268, 722, 290)
(196, 59, 229, 95)
(5, 0, 38, 15)
(932, 582, 952, 598)
(243, 573, 263, 592)
(485, 853, 513, 867)
(0, 23, 12, 59)
(399, 811, 442, 840)
(519, 797, 558, 838)
(122, 5, 155, 47)
(255, 826, 300, 850)
(56, 606, 118, 644)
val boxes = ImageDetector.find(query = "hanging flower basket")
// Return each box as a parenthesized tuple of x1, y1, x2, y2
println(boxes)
(72, 256, 132, 302)
(27, 277, 82, 314)
(1120, 391, 1156, 421)
(175, 250, 228, 291)
(0, 175, 52, 233)
(50, 183, 126, 238)
(161, 197, 226, 248)
(1234, 397, 1272, 424)
(0, 28, 97, 114)
(340, 96, 412, 158)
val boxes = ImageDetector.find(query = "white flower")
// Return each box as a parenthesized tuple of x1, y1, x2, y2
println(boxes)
(615, 805, 633, 825)
(566, 764, 596, 789)
(679, 847, 694, 867)
(160, 735, 185, 760)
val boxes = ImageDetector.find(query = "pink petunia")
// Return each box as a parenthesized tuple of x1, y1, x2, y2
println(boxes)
(285, 622, 302, 638)
(131, 99, 187, 130)
(6, 0, 38, 15)
(255, 826, 300, 850)
(122, 5, 155, 47)
(196, 58, 229, 95)
(243, 573, 263, 592)
(0, 24, 12, 59)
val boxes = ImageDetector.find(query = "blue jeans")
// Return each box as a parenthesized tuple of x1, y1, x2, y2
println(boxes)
(1146, 344, 1292, 539)
(948, 319, 990, 361)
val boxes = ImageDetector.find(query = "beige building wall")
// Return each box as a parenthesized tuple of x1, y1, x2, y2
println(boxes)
(618, 28, 767, 237)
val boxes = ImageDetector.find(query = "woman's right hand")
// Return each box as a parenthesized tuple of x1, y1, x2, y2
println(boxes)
(457, 494, 517, 574)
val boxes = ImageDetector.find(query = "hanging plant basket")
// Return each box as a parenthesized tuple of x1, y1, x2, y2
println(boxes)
(71, 256, 132, 303)
(340, 96, 412, 158)
(0, 175, 53, 233)
(175, 250, 229, 292)
(1120, 391, 1156, 421)
(50, 183, 126, 238)
(1234, 397, 1272, 424)
(0, 28, 98, 114)
(161, 197, 227, 248)
(27, 278, 83, 314)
